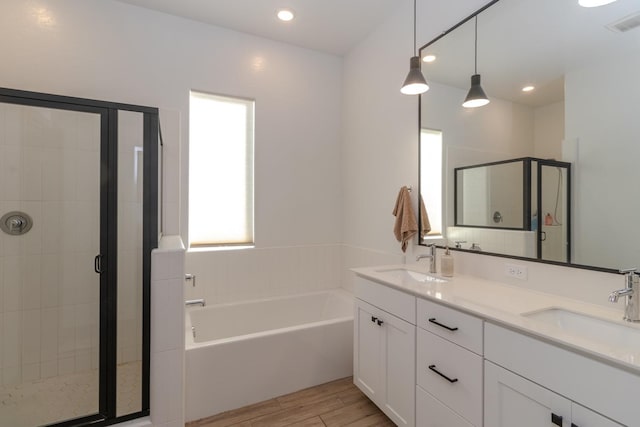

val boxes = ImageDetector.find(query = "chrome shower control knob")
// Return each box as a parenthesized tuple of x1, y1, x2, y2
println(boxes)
(0, 211, 33, 235)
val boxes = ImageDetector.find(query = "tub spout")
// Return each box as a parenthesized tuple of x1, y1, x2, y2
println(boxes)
(186, 298, 206, 307)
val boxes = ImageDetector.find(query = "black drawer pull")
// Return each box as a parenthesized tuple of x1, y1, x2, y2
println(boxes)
(371, 316, 377, 323)
(428, 365, 458, 383)
(377, 319, 384, 326)
(551, 413, 563, 426)
(428, 318, 459, 331)
(571, 424, 579, 427)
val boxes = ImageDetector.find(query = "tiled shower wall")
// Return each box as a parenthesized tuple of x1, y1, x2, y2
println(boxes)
(0, 103, 144, 387)
(0, 103, 101, 386)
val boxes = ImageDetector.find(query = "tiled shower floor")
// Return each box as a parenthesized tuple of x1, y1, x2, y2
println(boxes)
(0, 361, 141, 426)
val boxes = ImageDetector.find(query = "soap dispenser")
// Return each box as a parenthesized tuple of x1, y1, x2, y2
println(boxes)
(441, 246, 454, 277)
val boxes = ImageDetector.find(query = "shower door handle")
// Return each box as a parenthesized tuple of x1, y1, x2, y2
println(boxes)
(94, 254, 104, 274)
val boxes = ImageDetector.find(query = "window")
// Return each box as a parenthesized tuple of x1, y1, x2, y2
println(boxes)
(189, 91, 255, 247)
(420, 129, 443, 237)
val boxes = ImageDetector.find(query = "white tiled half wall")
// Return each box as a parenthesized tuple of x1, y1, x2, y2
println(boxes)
(150, 236, 185, 427)
(185, 244, 343, 305)
(341, 245, 404, 293)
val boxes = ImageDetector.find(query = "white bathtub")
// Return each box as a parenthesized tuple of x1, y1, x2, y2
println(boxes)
(184, 289, 354, 421)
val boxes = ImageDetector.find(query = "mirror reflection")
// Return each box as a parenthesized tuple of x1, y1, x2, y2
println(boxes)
(453, 157, 571, 263)
(418, 0, 640, 271)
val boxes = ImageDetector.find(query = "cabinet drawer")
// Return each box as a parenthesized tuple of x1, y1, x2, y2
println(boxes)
(355, 277, 416, 324)
(417, 297, 483, 354)
(416, 385, 473, 427)
(417, 328, 483, 426)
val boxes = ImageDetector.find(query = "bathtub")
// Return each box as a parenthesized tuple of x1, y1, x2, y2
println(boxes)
(184, 289, 354, 421)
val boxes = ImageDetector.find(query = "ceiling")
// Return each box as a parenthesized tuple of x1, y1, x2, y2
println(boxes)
(113, 0, 405, 55)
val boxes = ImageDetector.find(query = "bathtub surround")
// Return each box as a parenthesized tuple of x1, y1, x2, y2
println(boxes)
(185, 244, 342, 304)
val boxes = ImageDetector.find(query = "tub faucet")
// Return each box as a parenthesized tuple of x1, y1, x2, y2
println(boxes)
(609, 268, 640, 322)
(416, 244, 437, 274)
(186, 298, 206, 307)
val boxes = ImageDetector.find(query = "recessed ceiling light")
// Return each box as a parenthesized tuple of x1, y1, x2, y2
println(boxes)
(578, 0, 617, 7)
(277, 9, 295, 22)
(422, 54, 437, 63)
(522, 85, 535, 92)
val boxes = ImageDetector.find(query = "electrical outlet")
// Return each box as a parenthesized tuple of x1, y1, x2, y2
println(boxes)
(505, 263, 528, 280)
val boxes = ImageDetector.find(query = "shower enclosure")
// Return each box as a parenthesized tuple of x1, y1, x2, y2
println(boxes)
(0, 88, 158, 426)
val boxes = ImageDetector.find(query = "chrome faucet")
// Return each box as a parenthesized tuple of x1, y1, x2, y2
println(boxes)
(185, 298, 206, 307)
(416, 244, 437, 274)
(609, 268, 639, 322)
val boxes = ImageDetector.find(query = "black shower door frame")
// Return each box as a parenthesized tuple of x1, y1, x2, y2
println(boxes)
(0, 87, 158, 427)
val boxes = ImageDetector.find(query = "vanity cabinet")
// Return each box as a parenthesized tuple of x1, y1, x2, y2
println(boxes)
(353, 269, 640, 427)
(354, 278, 416, 427)
(485, 323, 635, 426)
(485, 361, 622, 427)
(416, 298, 483, 427)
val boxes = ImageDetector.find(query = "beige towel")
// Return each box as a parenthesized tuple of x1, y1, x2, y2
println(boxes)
(419, 194, 432, 238)
(392, 186, 418, 252)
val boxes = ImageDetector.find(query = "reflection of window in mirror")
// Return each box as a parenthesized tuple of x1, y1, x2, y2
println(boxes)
(420, 129, 443, 239)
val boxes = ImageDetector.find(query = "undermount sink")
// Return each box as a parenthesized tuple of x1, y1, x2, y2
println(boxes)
(522, 308, 640, 351)
(375, 268, 448, 284)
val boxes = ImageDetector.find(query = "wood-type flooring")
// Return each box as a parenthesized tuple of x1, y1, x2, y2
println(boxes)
(186, 377, 394, 427)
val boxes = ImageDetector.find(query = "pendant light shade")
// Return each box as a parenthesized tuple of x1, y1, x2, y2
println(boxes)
(462, 16, 489, 108)
(462, 74, 490, 108)
(401, 0, 429, 95)
(401, 56, 429, 95)
(578, 0, 616, 7)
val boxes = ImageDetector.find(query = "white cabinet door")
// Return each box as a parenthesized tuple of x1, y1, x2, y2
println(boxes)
(354, 299, 383, 401)
(572, 404, 624, 427)
(382, 307, 415, 427)
(354, 298, 415, 427)
(485, 361, 572, 427)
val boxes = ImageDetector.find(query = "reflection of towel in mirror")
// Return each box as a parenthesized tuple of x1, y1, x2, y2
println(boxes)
(419, 195, 432, 238)
(392, 186, 418, 252)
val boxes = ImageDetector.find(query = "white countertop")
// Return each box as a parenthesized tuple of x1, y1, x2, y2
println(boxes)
(352, 264, 640, 374)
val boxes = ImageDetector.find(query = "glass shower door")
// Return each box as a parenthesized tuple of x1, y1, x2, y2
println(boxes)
(0, 101, 102, 426)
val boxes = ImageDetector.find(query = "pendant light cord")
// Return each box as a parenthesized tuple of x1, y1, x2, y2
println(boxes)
(413, 0, 417, 56)
(474, 16, 478, 74)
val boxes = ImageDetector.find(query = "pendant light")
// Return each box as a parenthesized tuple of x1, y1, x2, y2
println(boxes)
(400, 0, 429, 95)
(462, 16, 490, 108)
